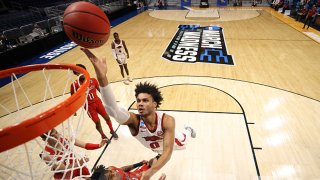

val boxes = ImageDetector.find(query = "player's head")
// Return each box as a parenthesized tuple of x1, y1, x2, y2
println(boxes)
(73, 64, 86, 82)
(91, 165, 122, 180)
(113, 32, 119, 40)
(135, 82, 163, 112)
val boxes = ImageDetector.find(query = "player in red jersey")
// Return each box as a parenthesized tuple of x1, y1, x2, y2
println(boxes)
(71, 64, 118, 141)
(91, 155, 166, 180)
(40, 128, 106, 179)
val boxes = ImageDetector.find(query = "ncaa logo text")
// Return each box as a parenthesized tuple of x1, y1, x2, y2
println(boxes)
(162, 25, 235, 65)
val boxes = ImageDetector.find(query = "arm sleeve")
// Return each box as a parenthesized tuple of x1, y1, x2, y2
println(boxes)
(100, 85, 130, 124)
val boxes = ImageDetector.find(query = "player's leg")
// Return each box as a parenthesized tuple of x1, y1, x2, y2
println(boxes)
(119, 64, 129, 85)
(172, 126, 196, 150)
(87, 104, 109, 140)
(119, 65, 125, 78)
(96, 99, 119, 140)
(95, 120, 110, 141)
(123, 63, 132, 82)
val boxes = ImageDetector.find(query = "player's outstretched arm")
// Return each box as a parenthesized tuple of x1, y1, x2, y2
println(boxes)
(75, 139, 106, 150)
(141, 115, 175, 180)
(81, 48, 131, 125)
(81, 48, 108, 87)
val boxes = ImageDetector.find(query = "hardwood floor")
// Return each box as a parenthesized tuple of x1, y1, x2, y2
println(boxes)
(0, 7, 319, 179)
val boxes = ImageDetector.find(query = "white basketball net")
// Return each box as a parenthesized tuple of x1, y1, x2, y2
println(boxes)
(0, 67, 90, 180)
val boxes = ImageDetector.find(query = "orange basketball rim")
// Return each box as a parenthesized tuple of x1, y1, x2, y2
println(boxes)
(0, 64, 90, 153)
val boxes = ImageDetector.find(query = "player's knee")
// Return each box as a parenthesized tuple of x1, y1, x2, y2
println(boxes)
(104, 116, 111, 121)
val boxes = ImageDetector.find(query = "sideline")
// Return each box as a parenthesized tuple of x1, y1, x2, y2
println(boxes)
(264, 7, 320, 43)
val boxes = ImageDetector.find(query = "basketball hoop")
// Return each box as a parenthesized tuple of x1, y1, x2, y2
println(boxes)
(0, 64, 91, 179)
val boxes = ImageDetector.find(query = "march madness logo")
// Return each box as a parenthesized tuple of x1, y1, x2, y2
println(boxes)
(162, 25, 234, 65)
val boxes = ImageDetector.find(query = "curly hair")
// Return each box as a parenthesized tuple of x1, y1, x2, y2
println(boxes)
(135, 82, 163, 108)
(91, 165, 109, 180)
(72, 64, 86, 75)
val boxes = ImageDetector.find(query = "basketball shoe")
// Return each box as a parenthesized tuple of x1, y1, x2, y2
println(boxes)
(127, 76, 133, 82)
(111, 131, 119, 140)
(185, 126, 196, 138)
(123, 79, 129, 85)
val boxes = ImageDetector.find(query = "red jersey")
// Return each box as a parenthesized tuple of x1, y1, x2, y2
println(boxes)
(110, 164, 149, 180)
(42, 137, 90, 179)
(70, 78, 100, 104)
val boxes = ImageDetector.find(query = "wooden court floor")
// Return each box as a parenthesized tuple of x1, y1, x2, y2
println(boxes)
(0, 7, 320, 179)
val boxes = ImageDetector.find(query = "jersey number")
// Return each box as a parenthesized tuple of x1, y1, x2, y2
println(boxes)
(149, 142, 160, 149)
(88, 93, 94, 100)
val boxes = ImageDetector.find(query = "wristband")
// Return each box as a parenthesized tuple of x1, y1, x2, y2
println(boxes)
(132, 162, 144, 168)
(85, 143, 100, 150)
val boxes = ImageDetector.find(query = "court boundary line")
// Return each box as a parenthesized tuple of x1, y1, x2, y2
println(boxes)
(129, 75, 320, 102)
(159, 83, 260, 178)
(2, 74, 317, 119)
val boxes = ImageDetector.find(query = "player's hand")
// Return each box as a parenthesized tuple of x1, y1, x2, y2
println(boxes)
(148, 157, 157, 167)
(141, 160, 148, 164)
(158, 174, 166, 180)
(141, 170, 152, 180)
(141, 172, 150, 180)
(81, 48, 108, 86)
(81, 48, 107, 79)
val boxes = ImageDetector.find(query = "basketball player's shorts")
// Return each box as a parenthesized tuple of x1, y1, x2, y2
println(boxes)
(86, 99, 108, 122)
(116, 53, 127, 65)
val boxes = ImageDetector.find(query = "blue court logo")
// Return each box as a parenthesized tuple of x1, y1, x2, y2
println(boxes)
(162, 25, 234, 65)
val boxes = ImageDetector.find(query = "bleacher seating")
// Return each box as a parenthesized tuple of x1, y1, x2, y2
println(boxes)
(36, 20, 50, 33)
(0, 0, 130, 53)
(20, 24, 34, 36)
(3, 28, 22, 46)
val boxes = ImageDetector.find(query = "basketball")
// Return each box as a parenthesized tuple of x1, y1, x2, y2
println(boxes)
(63, 2, 110, 49)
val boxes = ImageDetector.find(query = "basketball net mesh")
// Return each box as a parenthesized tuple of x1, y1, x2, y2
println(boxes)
(0, 66, 91, 179)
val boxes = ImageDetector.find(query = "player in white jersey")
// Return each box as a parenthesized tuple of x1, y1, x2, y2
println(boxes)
(111, 32, 132, 85)
(134, 111, 193, 154)
(81, 48, 196, 180)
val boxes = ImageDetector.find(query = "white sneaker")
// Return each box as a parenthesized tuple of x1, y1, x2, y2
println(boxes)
(123, 79, 129, 85)
(185, 126, 196, 138)
(127, 76, 133, 82)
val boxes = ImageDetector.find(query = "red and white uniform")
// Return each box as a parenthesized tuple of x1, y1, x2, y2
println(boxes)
(70, 78, 108, 122)
(113, 40, 127, 65)
(133, 112, 188, 154)
(42, 138, 90, 179)
(110, 164, 149, 180)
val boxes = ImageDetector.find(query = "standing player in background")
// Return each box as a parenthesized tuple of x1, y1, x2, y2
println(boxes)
(71, 64, 119, 141)
(81, 48, 196, 180)
(111, 32, 132, 85)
